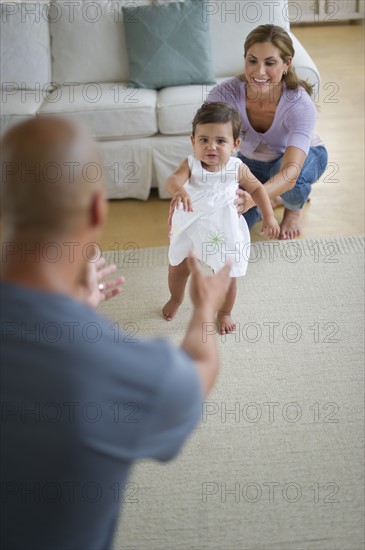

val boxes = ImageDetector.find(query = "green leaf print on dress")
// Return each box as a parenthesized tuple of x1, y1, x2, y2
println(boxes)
(206, 230, 226, 246)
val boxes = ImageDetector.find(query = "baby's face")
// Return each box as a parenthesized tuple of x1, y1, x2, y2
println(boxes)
(191, 122, 239, 171)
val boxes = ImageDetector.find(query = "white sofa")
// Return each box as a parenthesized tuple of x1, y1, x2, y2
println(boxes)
(0, 0, 320, 199)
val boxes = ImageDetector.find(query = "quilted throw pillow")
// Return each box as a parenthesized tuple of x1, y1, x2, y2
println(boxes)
(123, 0, 216, 89)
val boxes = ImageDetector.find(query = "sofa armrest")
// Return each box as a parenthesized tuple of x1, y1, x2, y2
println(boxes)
(290, 31, 321, 90)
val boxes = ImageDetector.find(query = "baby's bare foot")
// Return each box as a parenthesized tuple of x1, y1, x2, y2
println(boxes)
(162, 299, 181, 321)
(217, 313, 236, 335)
(279, 208, 302, 240)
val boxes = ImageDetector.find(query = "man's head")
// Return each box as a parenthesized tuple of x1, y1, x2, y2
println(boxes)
(0, 116, 106, 239)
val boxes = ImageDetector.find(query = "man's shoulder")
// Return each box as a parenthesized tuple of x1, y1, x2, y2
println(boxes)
(1, 281, 198, 398)
(1, 281, 107, 328)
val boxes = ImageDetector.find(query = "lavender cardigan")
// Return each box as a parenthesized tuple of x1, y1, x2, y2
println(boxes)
(207, 78, 321, 157)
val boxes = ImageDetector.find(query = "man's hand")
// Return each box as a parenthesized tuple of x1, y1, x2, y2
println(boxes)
(79, 256, 125, 308)
(187, 252, 231, 314)
(235, 188, 255, 215)
(181, 252, 232, 394)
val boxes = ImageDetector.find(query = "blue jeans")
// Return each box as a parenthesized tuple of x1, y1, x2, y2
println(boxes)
(238, 146, 328, 228)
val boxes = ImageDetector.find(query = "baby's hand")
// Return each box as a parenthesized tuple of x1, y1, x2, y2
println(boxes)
(260, 216, 280, 240)
(171, 189, 193, 212)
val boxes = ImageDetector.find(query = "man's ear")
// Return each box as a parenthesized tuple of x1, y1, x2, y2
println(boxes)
(89, 189, 107, 230)
(190, 134, 195, 147)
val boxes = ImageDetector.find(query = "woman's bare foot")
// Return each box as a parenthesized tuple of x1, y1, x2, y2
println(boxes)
(279, 208, 302, 240)
(217, 313, 236, 335)
(162, 299, 181, 321)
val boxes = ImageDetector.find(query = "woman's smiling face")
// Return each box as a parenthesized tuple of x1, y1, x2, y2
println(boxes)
(244, 41, 290, 94)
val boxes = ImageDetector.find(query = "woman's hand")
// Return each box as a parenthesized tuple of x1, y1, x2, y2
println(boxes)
(260, 216, 280, 240)
(171, 189, 193, 212)
(235, 188, 256, 215)
(79, 255, 125, 308)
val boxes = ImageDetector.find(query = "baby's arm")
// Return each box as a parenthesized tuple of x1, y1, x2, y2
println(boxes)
(238, 164, 280, 239)
(166, 158, 192, 212)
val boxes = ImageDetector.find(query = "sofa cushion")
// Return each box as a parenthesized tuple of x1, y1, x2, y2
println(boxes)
(157, 78, 228, 135)
(0, 90, 43, 135)
(122, 0, 215, 89)
(98, 138, 154, 200)
(0, 2, 51, 89)
(40, 83, 158, 140)
(49, 0, 149, 85)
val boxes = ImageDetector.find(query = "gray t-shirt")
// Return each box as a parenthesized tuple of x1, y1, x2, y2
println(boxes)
(1, 282, 203, 550)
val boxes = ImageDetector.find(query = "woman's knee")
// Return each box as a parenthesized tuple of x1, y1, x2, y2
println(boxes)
(298, 146, 328, 184)
(317, 146, 328, 176)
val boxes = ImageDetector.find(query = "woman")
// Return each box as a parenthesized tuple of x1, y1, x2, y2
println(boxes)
(208, 24, 328, 240)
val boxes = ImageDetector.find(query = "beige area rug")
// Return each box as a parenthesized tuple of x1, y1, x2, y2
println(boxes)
(99, 236, 365, 550)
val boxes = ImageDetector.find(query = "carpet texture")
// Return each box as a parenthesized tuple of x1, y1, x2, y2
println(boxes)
(99, 236, 364, 550)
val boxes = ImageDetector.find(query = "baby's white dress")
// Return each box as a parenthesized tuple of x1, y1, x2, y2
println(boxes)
(168, 155, 250, 277)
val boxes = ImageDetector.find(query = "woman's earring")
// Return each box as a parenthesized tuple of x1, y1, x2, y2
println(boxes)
(283, 71, 287, 76)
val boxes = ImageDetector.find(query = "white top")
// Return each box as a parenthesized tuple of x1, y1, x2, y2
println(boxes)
(168, 155, 251, 277)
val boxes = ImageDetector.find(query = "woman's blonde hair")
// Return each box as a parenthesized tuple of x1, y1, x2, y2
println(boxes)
(242, 24, 313, 97)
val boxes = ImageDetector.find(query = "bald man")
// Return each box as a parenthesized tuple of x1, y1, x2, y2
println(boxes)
(1, 117, 231, 550)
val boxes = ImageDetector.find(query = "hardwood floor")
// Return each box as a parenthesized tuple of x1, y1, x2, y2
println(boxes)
(99, 24, 364, 251)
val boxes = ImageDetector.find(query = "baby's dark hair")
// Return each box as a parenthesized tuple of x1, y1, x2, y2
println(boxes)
(192, 102, 242, 141)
